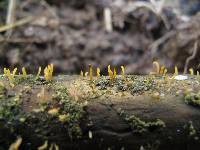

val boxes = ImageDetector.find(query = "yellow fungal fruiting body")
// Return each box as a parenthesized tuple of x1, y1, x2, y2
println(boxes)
(113, 68, 117, 79)
(189, 68, 194, 75)
(38, 141, 48, 150)
(35, 66, 42, 80)
(108, 65, 114, 80)
(48, 108, 59, 116)
(22, 67, 27, 78)
(9, 137, 22, 150)
(153, 61, 160, 74)
(4, 68, 17, 83)
(121, 66, 125, 77)
(44, 64, 54, 81)
(80, 70, 84, 77)
(89, 64, 93, 81)
(97, 68, 101, 78)
(197, 71, 199, 77)
(174, 66, 178, 76)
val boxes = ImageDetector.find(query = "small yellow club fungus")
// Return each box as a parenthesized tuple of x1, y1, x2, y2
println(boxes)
(4, 68, 17, 82)
(22, 67, 27, 78)
(174, 66, 179, 76)
(108, 65, 114, 80)
(38, 140, 48, 150)
(48, 108, 59, 116)
(189, 68, 194, 75)
(58, 114, 70, 123)
(121, 66, 125, 77)
(159, 66, 165, 75)
(89, 64, 93, 81)
(84, 72, 88, 77)
(9, 137, 22, 150)
(88, 130, 93, 139)
(35, 66, 41, 80)
(44, 64, 54, 81)
(113, 68, 117, 78)
(97, 68, 101, 78)
(80, 70, 84, 77)
(152, 61, 160, 74)
(197, 71, 199, 77)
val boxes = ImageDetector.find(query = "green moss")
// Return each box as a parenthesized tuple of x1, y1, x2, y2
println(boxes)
(94, 76, 155, 95)
(184, 121, 199, 140)
(14, 75, 50, 86)
(52, 85, 85, 139)
(184, 92, 200, 107)
(119, 110, 165, 134)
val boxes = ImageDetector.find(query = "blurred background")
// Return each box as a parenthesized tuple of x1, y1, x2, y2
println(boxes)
(0, 0, 200, 75)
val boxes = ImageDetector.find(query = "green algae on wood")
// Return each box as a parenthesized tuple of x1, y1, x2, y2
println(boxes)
(118, 110, 165, 134)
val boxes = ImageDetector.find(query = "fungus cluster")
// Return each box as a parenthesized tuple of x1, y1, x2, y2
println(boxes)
(44, 64, 54, 81)
(81, 64, 126, 81)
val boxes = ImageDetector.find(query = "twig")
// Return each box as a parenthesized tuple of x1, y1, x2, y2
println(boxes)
(6, 0, 17, 35)
(0, 16, 33, 33)
(184, 41, 198, 74)
(149, 31, 176, 54)
(104, 7, 113, 32)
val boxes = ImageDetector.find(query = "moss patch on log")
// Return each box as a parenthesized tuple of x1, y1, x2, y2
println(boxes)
(118, 109, 165, 134)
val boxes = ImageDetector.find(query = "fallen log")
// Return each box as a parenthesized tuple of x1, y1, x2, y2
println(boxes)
(0, 74, 200, 150)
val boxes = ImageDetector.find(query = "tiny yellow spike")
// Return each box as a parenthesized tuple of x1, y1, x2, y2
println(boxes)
(85, 72, 88, 77)
(108, 65, 113, 80)
(89, 64, 93, 81)
(36, 67, 42, 80)
(38, 140, 48, 150)
(80, 70, 84, 77)
(113, 68, 117, 79)
(174, 66, 178, 76)
(163, 68, 167, 76)
(97, 68, 101, 78)
(12, 68, 18, 77)
(197, 71, 199, 77)
(54, 144, 59, 150)
(44, 64, 54, 81)
(189, 68, 194, 76)
(121, 66, 125, 77)
(153, 61, 160, 74)
(9, 137, 22, 150)
(22, 67, 27, 78)
(159, 66, 165, 75)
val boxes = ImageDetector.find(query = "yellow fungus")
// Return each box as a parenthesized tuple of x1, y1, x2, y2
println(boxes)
(38, 140, 48, 150)
(48, 108, 59, 116)
(49, 144, 54, 150)
(121, 66, 125, 77)
(84, 72, 88, 77)
(189, 68, 194, 75)
(44, 64, 54, 81)
(108, 65, 114, 80)
(89, 64, 93, 81)
(80, 70, 84, 77)
(113, 68, 117, 78)
(197, 71, 199, 77)
(9, 137, 22, 150)
(97, 68, 101, 78)
(35, 66, 41, 80)
(174, 66, 178, 76)
(159, 66, 165, 75)
(4, 68, 17, 83)
(163, 68, 167, 76)
(22, 67, 27, 78)
(54, 144, 59, 150)
(58, 114, 70, 123)
(89, 130, 93, 139)
(153, 61, 160, 74)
